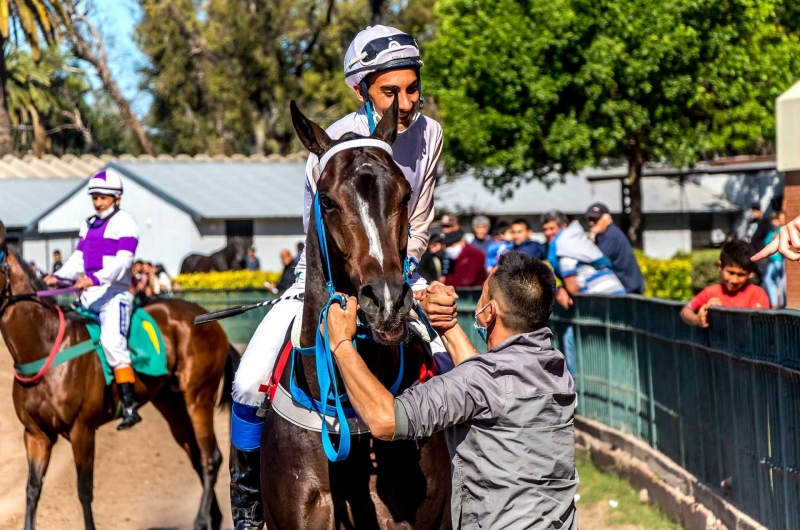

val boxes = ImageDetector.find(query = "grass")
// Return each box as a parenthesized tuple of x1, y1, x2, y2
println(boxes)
(576, 453, 681, 529)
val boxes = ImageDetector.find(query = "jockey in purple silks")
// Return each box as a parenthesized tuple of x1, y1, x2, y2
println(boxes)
(45, 167, 141, 430)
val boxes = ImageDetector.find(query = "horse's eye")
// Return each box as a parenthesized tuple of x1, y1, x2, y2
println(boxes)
(400, 192, 411, 206)
(320, 194, 336, 209)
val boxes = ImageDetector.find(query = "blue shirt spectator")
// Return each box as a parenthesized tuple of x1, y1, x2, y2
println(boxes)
(484, 220, 513, 271)
(469, 215, 493, 256)
(510, 218, 546, 260)
(585, 203, 644, 294)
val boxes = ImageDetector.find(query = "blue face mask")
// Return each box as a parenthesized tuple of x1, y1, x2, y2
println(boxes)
(473, 301, 493, 345)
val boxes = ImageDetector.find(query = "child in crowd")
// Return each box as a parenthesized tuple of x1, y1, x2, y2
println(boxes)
(681, 239, 769, 328)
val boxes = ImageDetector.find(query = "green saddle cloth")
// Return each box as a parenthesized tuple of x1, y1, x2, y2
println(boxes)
(76, 306, 169, 385)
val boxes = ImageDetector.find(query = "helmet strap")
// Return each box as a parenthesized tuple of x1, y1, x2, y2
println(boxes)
(360, 80, 377, 134)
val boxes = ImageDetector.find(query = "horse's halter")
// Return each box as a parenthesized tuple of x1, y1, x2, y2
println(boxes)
(0, 243, 48, 315)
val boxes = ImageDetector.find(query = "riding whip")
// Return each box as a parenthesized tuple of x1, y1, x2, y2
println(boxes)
(194, 294, 304, 326)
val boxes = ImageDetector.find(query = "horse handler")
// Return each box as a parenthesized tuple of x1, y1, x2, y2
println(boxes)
(327, 252, 579, 529)
(44, 168, 142, 431)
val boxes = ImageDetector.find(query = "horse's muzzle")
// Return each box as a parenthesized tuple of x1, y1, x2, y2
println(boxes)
(358, 280, 413, 345)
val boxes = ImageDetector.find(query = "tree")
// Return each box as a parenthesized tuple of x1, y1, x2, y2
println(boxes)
(136, 0, 434, 156)
(67, 6, 154, 155)
(0, 0, 72, 155)
(427, 0, 800, 245)
(5, 49, 59, 155)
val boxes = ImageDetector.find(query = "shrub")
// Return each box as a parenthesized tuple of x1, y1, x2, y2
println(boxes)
(174, 270, 283, 290)
(636, 252, 693, 301)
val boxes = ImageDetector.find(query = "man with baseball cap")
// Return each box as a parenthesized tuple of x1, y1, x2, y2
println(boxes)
(585, 202, 644, 294)
(440, 214, 460, 234)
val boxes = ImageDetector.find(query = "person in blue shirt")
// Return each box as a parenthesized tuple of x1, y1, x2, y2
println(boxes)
(585, 203, 645, 294)
(469, 215, 492, 256)
(510, 218, 546, 260)
(484, 220, 513, 273)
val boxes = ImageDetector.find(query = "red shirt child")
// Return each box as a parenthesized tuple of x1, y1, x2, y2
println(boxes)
(681, 240, 769, 328)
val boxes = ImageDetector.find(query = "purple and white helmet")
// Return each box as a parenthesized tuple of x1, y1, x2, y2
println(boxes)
(86, 167, 124, 197)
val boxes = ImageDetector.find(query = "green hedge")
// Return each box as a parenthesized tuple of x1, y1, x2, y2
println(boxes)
(636, 250, 719, 301)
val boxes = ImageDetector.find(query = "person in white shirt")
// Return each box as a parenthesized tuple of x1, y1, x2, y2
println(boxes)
(228, 25, 444, 530)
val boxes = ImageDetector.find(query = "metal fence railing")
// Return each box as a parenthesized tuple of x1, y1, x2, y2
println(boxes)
(550, 295, 800, 530)
(128, 288, 799, 527)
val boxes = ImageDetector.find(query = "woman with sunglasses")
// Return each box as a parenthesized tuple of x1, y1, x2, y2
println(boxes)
(228, 25, 444, 530)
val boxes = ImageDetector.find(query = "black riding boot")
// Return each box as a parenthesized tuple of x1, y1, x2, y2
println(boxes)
(117, 382, 142, 431)
(230, 446, 264, 530)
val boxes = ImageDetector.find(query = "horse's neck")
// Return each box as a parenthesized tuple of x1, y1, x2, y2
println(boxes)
(0, 264, 61, 366)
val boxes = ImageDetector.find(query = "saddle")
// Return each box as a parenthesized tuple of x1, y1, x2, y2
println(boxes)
(75, 306, 169, 385)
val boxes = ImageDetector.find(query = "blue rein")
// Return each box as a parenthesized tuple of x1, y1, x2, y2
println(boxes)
(289, 192, 416, 462)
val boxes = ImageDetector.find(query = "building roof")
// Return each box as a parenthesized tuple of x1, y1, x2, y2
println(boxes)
(111, 161, 307, 220)
(435, 171, 739, 216)
(0, 178, 84, 228)
(0, 152, 309, 179)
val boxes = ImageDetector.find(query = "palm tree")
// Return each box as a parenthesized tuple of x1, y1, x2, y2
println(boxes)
(5, 49, 59, 154)
(0, 1, 71, 155)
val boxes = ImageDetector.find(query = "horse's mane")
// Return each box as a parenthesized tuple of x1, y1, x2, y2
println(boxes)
(13, 250, 48, 291)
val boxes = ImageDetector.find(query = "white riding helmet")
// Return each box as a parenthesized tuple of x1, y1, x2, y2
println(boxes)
(86, 167, 124, 197)
(344, 25, 423, 90)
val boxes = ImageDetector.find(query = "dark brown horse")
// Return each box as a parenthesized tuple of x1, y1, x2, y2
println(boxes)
(0, 223, 233, 530)
(180, 236, 250, 274)
(259, 100, 451, 528)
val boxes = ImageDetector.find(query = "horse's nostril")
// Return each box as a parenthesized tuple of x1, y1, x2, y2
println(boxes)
(358, 284, 381, 314)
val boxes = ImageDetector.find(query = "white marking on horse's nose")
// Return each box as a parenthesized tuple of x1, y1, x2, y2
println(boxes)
(356, 195, 384, 267)
(383, 283, 393, 316)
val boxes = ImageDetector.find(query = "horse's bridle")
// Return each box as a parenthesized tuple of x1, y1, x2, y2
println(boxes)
(0, 243, 45, 315)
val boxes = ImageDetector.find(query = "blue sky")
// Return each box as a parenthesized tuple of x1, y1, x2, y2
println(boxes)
(91, 0, 150, 117)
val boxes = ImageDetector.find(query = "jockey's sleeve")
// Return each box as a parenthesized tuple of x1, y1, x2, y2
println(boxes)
(53, 224, 89, 281)
(406, 124, 443, 263)
(54, 250, 85, 281)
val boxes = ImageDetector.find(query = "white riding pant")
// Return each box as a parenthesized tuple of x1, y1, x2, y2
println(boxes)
(232, 274, 451, 408)
(85, 287, 134, 369)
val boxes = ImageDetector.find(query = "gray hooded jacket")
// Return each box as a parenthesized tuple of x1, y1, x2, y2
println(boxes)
(394, 329, 579, 529)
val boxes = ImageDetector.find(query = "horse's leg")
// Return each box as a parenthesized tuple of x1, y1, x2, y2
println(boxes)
(184, 386, 224, 530)
(153, 387, 223, 530)
(23, 429, 55, 530)
(69, 423, 97, 530)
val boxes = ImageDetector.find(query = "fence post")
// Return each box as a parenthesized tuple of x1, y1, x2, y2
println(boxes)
(775, 317, 791, 529)
(575, 302, 585, 414)
(606, 299, 614, 428)
(647, 332, 657, 450)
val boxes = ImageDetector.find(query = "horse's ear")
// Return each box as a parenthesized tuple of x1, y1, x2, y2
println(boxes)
(371, 91, 399, 146)
(290, 101, 332, 157)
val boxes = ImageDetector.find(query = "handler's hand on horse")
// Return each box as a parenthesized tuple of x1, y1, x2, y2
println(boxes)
(752, 214, 800, 262)
(43, 275, 59, 287)
(325, 294, 358, 348)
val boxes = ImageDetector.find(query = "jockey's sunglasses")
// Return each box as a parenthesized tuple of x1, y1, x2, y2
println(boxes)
(359, 34, 418, 65)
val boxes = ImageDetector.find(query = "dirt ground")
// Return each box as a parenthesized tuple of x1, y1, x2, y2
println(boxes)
(0, 345, 234, 530)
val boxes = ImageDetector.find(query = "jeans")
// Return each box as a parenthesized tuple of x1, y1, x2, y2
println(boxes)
(764, 261, 786, 308)
(564, 326, 576, 376)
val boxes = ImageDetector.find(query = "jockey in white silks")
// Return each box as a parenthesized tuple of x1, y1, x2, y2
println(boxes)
(229, 25, 444, 530)
(45, 167, 141, 430)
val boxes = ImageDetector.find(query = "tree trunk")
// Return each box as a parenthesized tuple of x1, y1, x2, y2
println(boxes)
(370, 0, 384, 24)
(625, 147, 644, 248)
(30, 106, 47, 157)
(0, 35, 14, 156)
(68, 14, 154, 156)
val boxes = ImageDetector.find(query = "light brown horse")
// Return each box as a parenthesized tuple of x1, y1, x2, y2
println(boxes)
(0, 223, 234, 530)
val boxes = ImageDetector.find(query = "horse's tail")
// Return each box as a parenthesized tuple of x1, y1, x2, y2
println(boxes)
(218, 344, 240, 409)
